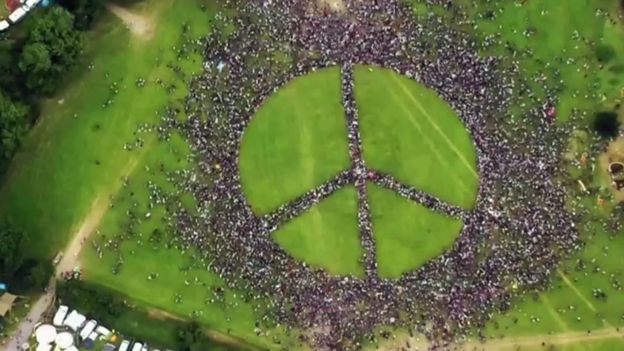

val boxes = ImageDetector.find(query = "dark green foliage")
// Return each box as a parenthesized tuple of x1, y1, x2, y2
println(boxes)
(596, 44, 616, 63)
(592, 111, 620, 138)
(17, 6, 85, 95)
(0, 219, 28, 282)
(57, 281, 239, 351)
(57, 0, 105, 30)
(57, 280, 125, 325)
(12, 259, 53, 293)
(0, 6, 87, 171)
(0, 91, 30, 161)
(177, 322, 233, 351)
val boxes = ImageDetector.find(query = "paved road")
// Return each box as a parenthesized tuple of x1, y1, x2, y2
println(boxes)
(1, 280, 56, 351)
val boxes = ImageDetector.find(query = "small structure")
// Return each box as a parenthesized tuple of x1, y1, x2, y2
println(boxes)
(35, 324, 57, 345)
(0, 292, 18, 318)
(63, 310, 86, 331)
(35, 344, 52, 351)
(609, 162, 624, 190)
(55, 332, 74, 349)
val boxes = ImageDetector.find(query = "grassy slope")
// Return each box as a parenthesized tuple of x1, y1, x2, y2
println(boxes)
(442, 1, 624, 349)
(462, 0, 621, 125)
(81, 134, 274, 348)
(367, 183, 463, 279)
(239, 67, 350, 215)
(272, 186, 363, 277)
(0, 0, 211, 261)
(2, 0, 281, 349)
(353, 65, 478, 210)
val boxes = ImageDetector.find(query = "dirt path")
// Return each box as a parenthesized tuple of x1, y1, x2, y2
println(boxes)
(146, 308, 264, 351)
(56, 157, 139, 276)
(0, 280, 56, 351)
(0, 157, 140, 351)
(106, 3, 155, 40)
(378, 327, 624, 351)
(465, 327, 623, 350)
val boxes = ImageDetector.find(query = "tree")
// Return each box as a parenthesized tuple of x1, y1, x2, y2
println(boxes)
(17, 43, 52, 93)
(17, 6, 85, 95)
(12, 259, 53, 293)
(57, 0, 105, 30)
(0, 91, 30, 161)
(0, 219, 29, 282)
(176, 322, 228, 351)
(596, 44, 616, 63)
(592, 111, 620, 138)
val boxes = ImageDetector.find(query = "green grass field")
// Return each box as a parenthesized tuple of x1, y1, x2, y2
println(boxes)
(368, 184, 463, 279)
(354, 65, 479, 209)
(273, 186, 363, 277)
(239, 67, 350, 214)
(2, 0, 624, 350)
(0, 0, 212, 260)
(0, 0, 283, 349)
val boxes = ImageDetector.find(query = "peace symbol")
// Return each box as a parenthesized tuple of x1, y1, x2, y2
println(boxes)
(239, 63, 478, 280)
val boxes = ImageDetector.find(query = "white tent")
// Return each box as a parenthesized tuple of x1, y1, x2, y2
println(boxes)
(55, 332, 74, 349)
(63, 310, 86, 331)
(35, 324, 57, 345)
(35, 344, 52, 351)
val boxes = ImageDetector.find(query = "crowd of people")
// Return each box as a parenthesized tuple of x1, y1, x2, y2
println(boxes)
(162, 0, 582, 349)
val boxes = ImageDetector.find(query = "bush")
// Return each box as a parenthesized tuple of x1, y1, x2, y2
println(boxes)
(11, 259, 53, 293)
(56, 0, 105, 30)
(57, 280, 125, 325)
(177, 322, 232, 351)
(592, 111, 620, 138)
(596, 44, 616, 63)
(0, 219, 29, 283)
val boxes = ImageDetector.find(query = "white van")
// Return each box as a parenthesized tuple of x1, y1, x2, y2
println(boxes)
(131, 342, 143, 351)
(79, 320, 97, 340)
(95, 325, 111, 338)
(118, 340, 131, 351)
(8, 7, 27, 23)
(52, 305, 68, 326)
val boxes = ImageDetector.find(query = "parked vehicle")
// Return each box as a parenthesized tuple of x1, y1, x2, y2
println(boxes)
(118, 340, 131, 351)
(52, 305, 68, 326)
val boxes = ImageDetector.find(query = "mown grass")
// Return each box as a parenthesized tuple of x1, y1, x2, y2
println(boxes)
(272, 186, 363, 277)
(354, 65, 479, 210)
(0, 0, 213, 261)
(445, 1, 624, 349)
(239, 67, 351, 214)
(2, 0, 283, 349)
(367, 183, 463, 279)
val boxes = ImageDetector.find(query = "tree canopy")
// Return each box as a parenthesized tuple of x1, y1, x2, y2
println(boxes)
(57, 0, 105, 30)
(0, 219, 29, 282)
(17, 6, 85, 95)
(0, 91, 30, 162)
(593, 111, 620, 139)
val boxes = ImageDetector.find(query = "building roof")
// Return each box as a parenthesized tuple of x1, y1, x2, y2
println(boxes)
(0, 293, 18, 317)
